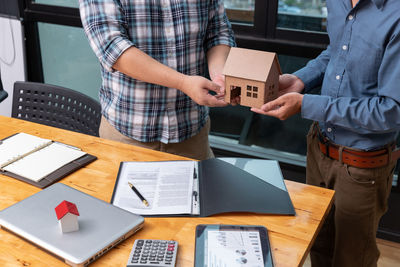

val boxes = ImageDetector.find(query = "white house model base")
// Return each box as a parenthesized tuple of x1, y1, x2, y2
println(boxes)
(58, 212, 79, 233)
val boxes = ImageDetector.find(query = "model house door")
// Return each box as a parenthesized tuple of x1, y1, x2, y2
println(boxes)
(230, 86, 241, 102)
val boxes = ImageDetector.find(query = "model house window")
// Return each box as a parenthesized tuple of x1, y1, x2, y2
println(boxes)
(246, 86, 251, 97)
(247, 85, 258, 98)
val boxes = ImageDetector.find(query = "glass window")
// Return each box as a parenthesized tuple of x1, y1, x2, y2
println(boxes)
(34, 0, 79, 8)
(224, 0, 255, 24)
(38, 22, 101, 101)
(277, 0, 327, 32)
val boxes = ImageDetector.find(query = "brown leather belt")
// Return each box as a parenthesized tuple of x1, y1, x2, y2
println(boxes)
(318, 134, 400, 169)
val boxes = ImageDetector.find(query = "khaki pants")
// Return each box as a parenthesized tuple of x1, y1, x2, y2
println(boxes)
(99, 116, 214, 160)
(306, 122, 395, 267)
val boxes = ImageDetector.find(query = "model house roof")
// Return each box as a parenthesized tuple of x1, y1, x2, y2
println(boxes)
(55, 200, 80, 220)
(223, 47, 282, 82)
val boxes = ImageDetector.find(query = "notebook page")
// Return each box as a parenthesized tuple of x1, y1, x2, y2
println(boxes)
(3, 142, 86, 182)
(0, 133, 52, 168)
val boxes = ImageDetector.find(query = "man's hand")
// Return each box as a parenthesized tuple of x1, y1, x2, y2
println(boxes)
(278, 74, 305, 96)
(251, 93, 303, 120)
(211, 73, 226, 100)
(179, 75, 228, 107)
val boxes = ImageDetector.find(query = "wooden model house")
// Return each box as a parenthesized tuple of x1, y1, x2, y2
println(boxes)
(223, 47, 282, 108)
(55, 200, 80, 233)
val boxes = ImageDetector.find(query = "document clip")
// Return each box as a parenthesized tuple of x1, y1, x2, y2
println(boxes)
(192, 164, 200, 215)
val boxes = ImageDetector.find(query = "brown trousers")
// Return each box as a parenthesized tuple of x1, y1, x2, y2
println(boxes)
(306, 122, 395, 267)
(99, 116, 214, 160)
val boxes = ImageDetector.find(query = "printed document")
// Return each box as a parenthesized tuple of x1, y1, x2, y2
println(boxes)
(112, 161, 195, 215)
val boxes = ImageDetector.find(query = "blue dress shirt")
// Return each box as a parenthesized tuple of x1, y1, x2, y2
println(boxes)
(295, 0, 400, 150)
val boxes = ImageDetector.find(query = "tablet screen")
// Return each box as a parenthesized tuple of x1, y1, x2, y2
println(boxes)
(195, 225, 274, 267)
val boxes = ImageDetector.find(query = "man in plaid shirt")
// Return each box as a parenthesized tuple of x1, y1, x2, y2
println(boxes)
(79, 0, 235, 160)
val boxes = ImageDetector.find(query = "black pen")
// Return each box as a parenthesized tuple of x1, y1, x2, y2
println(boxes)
(128, 182, 149, 207)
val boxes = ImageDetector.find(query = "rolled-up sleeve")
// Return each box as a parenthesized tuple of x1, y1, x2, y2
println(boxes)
(204, 0, 236, 51)
(79, 0, 134, 72)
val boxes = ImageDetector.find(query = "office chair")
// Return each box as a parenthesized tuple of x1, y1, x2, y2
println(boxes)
(0, 72, 8, 103)
(12, 81, 101, 136)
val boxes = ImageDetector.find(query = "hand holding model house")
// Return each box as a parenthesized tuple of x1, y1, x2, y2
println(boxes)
(223, 47, 282, 108)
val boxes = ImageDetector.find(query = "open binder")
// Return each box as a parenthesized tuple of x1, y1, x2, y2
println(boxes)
(110, 158, 295, 217)
(0, 132, 97, 188)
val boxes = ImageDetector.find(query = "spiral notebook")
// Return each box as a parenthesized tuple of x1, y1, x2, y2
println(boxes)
(0, 132, 97, 188)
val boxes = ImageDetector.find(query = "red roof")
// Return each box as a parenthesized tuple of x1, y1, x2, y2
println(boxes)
(55, 200, 80, 220)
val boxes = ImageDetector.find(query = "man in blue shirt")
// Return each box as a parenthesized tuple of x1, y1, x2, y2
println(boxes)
(79, 0, 235, 160)
(252, 0, 400, 266)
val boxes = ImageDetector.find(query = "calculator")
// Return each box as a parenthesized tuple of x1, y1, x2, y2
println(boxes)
(126, 239, 178, 267)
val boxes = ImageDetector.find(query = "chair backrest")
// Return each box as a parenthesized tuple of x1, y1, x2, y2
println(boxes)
(12, 81, 101, 136)
(0, 71, 8, 103)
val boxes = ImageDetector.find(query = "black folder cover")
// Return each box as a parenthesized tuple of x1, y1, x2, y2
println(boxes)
(198, 159, 295, 216)
(0, 134, 97, 188)
(111, 158, 295, 217)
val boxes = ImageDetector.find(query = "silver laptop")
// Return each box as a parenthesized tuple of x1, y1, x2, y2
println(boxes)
(0, 183, 144, 267)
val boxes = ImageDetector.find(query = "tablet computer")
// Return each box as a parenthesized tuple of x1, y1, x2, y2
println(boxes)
(194, 224, 274, 267)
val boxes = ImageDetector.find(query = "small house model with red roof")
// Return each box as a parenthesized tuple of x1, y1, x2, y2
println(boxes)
(223, 47, 282, 108)
(55, 200, 80, 233)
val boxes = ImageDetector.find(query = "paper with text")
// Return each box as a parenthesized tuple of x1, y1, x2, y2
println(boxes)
(112, 161, 195, 215)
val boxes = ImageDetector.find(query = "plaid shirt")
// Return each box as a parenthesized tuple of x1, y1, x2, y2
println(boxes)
(79, 0, 235, 143)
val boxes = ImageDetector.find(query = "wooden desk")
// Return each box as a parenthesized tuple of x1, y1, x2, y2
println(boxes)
(0, 116, 334, 267)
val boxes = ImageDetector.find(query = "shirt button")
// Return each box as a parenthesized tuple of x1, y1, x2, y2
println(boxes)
(342, 45, 348, 50)
(335, 75, 341, 80)
(348, 15, 354, 20)
(327, 128, 332, 133)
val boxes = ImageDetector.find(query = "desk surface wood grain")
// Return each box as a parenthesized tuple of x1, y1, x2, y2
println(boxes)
(0, 116, 334, 267)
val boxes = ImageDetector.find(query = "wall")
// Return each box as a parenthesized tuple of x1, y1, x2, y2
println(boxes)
(0, 16, 26, 116)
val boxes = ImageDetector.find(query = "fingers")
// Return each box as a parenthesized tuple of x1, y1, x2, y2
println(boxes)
(230, 96, 240, 106)
(260, 98, 283, 112)
(204, 94, 228, 107)
(205, 79, 223, 95)
(251, 107, 280, 117)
